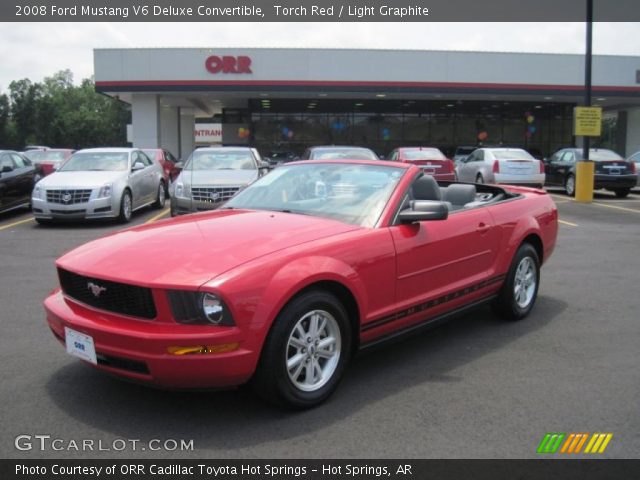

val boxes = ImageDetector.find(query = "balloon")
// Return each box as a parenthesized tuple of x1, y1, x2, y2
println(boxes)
(477, 131, 488, 141)
(287, 130, 294, 139)
(527, 115, 535, 124)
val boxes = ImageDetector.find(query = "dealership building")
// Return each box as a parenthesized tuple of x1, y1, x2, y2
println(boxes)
(94, 47, 640, 159)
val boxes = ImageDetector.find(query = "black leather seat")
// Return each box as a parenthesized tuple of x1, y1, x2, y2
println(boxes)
(412, 175, 442, 201)
(442, 184, 477, 210)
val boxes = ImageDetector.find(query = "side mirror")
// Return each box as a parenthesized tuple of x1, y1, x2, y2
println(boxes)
(132, 162, 145, 171)
(1, 165, 13, 174)
(398, 201, 449, 223)
(259, 161, 271, 170)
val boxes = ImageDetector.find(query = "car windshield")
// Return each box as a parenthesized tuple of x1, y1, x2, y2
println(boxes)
(24, 151, 67, 162)
(579, 150, 624, 161)
(185, 150, 256, 170)
(310, 148, 379, 160)
(492, 150, 534, 160)
(58, 152, 129, 172)
(226, 163, 404, 227)
(403, 149, 446, 161)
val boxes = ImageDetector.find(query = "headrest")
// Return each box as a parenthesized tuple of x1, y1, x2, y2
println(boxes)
(412, 175, 441, 201)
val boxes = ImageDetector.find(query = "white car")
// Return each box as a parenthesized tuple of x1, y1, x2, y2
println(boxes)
(32, 148, 166, 224)
(456, 147, 545, 188)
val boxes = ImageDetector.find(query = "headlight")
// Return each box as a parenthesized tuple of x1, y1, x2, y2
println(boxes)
(167, 290, 234, 326)
(32, 183, 44, 200)
(175, 183, 190, 198)
(97, 183, 112, 198)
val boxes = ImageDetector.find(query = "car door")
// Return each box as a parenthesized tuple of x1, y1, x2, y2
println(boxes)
(140, 151, 158, 201)
(129, 152, 148, 208)
(548, 150, 575, 185)
(0, 153, 19, 210)
(388, 197, 499, 325)
(10, 153, 36, 204)
(458, 150, 481, 182)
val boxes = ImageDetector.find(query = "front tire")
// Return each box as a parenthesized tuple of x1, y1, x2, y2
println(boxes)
(118, 190, 132, 223)
(492, 243, 540, 321)
(252, 290, 352, 409)
(614, 188, 630, 198)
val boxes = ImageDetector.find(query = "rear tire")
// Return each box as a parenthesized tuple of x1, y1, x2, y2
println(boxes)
(492, 243, 540, 321)
(252, 290, 352, 409)
(35, 218, 51, 226)
(614, 188, 630, 198)
(154, 181, 166, 209)
(118, 190, 132, 223)
(564, 174, 576, 197)
(476, 174, 484, 184)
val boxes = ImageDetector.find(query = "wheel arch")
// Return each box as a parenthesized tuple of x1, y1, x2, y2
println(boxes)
(287, 280, 361, 354)
(521, 233, 544, 264)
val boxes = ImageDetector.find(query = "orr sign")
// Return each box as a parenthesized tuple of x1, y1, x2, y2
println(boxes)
(205, 55, 252, 74)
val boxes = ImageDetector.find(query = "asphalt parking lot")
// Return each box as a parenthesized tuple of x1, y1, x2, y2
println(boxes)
(1, 189, 639, 459)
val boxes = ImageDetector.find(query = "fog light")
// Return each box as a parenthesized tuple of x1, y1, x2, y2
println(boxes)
(167, 343, 239, 355)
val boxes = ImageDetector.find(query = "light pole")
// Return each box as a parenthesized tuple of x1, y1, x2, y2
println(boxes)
(575, 0, 595, 202)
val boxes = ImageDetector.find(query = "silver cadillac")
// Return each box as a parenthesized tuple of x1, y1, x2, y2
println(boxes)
(170, 147, 268, 216)
(31, 148, 166, 224)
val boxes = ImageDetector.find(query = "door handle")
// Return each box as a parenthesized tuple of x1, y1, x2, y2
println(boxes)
(476, 223, 491, 234)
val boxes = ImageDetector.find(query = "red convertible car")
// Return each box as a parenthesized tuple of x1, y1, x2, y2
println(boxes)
(45, 160, 558, 408)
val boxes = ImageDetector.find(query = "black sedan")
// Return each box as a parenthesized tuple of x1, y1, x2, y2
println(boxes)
(0, 150, 41, 215)
(545, 148, 637, 198)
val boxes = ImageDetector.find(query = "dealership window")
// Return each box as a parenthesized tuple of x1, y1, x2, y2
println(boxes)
(403, 114, 431, 142)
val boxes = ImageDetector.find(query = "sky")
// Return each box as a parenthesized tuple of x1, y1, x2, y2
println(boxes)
(1, 22, 639, 90)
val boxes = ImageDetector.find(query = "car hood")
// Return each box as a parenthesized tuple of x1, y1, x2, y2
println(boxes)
(56, 209, 359, 289)
(178, 169, 258, 186)
(37, 171, 125, 188)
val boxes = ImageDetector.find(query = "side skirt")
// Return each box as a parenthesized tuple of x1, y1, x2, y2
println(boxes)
(359, 295, 497, 351)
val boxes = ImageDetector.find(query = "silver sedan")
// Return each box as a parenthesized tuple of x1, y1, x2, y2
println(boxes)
(456, 147, 545, 188)
(31, 148, 166, 223)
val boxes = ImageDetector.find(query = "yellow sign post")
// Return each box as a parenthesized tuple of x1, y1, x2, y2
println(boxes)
(574, 106, 602, 203)
(574, 106, 602, 137)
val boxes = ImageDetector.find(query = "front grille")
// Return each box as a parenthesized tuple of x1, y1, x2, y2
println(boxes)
(46, 189, 92, 204)
(58, 268, 156, 320)
(96, 353, 150, 375)
(191, 186, 241, 204)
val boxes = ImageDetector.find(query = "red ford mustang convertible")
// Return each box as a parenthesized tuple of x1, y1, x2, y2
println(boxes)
(45, 159, 558, 408)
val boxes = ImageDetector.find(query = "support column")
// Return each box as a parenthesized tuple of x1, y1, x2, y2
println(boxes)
(160, 106, 180, 158)
(625, 108, 640, 157)
(131, 94, 160, 148)
(180, 112, 195, 161)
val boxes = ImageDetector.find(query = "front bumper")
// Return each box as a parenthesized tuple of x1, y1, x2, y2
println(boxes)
(45, 290, 257, 388)
(170, 196, 222, 216)
(593, 174, 637, 190)
(32, 196, 117, 220)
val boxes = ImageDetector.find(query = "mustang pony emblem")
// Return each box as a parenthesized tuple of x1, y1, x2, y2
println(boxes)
(87, 282, 107, 298)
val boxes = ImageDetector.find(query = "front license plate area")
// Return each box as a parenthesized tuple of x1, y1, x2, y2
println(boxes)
(65, 327, 97, 365)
